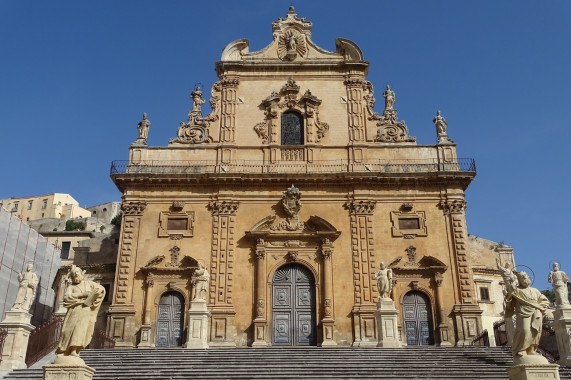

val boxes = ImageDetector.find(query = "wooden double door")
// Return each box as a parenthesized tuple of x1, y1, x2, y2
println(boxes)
(156, 291, 184, 347)
(272, 264, 316, 346)
(403, 291, 434, 345)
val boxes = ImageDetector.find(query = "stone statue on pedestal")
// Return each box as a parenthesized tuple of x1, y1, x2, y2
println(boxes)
(56, 265, 105, 360)
(548, 262, 569, 306)
(433, 110, 454, 144)
(374, 262, 393, 299)
(137, 113, 150, 140)
(11, 263, 38, 312)
(504, 271, 550, 360)
(192, 263, 210, 301)
(382, 85, 395, 111)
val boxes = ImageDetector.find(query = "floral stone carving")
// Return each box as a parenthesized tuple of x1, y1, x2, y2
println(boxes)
(253, 79, 329, 144)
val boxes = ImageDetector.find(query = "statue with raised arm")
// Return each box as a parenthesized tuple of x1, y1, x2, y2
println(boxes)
(504, 271, 550, 360)
(382, 85, 395, 111)
(496, 258, 518, 295)
(137, 113, 150, 142)
(374, 262, 393, 299)
(56, 265, 105, 360)
(11, 263, 38, 312)
(548, 262, 569, 306)
(192, 262, 210, 301)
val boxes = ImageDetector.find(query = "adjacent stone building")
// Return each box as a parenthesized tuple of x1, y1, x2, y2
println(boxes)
(0, 193, 91, 222)
(107, 8, 513, 348)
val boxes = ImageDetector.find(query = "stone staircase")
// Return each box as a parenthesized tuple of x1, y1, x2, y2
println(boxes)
(3, 346, 571, 379)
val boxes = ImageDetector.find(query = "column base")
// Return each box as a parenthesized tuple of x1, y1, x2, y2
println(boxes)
(209, 306, 237, 347)
(252, 319, 268, 347)
(374, 298, 402, 348)
(44, 359, 95, 380)
(107, 304, 137, 348)
(437, 323, 453, 346)
(137, 324, 153, 348)
(0, 310, 34, 370)
(451, 304, 483, 346)
(351, 304, 377, 347)
(507, 355, 560, 380)
(183, 300, 210, 349)
(554, 305, 571, 367)
(321, 319, 337, 347)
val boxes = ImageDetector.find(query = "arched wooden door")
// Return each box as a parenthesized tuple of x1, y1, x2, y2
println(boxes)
(403, 291, 434, 345)
(272, 264, 316, 346)
(156, 291, 184, 347)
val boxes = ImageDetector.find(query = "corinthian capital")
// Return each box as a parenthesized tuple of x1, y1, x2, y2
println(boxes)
(121, 201, 147, 216)
(439, 199, 467, 214)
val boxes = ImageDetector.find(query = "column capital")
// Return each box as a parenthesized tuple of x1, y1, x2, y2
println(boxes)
(121, 201, 147, 216)
(438, 199, 467, 214)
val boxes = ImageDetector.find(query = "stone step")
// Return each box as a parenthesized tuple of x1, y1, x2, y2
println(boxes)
(3, 347, 569, 380)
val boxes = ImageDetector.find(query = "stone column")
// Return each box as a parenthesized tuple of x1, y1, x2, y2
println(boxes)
(137, 277, 154, 348)
(344, 78, 366, 142)
(554, 305, 571, 367)
(219, 78, 239, 143)
(434, 272, 452, 346)
(321, 240, 336, 346)
(0, 311, 34, 370)
(107, 201, 146, 348)
(252, 240, 268, 347)
(440, 199, 482, 346)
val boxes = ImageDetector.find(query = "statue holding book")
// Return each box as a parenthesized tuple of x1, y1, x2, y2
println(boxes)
(56, 265, 105, 359)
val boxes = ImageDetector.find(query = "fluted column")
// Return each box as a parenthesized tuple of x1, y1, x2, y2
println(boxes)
(321, 239, 337, 346)
(252, 239, 268, 347)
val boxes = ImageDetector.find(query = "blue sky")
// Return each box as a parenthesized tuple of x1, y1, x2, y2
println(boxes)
(1, 1, 570, 290)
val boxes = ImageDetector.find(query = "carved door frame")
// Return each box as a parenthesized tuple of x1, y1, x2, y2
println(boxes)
(155, 290, 186, 347)
(246, 214, 340, 347)
(402, 290, 435, 346)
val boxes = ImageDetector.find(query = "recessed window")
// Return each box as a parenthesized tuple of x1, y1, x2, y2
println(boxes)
(61, 241, 71, 260)
(42, 200, 47, 209)
(398, 218, 420, 230)
(92, 211, 97, 215)
(167, 218, 188, 230)
(28, 201, 33, 210)
(281, 111, 303, 145)
(103, 208, 107, 212)
(13, 203, 18, 211)
(479, 287, 490, 302)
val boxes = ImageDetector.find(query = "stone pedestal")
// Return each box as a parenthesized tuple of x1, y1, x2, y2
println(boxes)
(374, 298, 402, 348)
(183, 300, 210, 349)
(0, 310, 34, 370)
(507, 356, 560, 380)
(43, 357, 95, 380)
(137, 324, 153, 348)
(553, 305, 571, 367)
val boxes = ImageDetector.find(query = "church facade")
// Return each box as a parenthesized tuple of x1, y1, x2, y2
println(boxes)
(107, 8, 511, 348)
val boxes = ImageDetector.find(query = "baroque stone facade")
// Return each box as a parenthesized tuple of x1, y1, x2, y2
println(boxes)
(107, 7, 510, 348)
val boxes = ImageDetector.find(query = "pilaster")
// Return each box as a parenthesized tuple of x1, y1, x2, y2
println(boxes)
(345, 199, 377, 346)
(137, 277, 154, 348)
(440, 198, 482, 345)
(208, 199, 239, 346)
(320, 240, 336, 346)
(344, 78, 366, 142)
(219, 77, 239, 143)
(433, 272, 452, 346)
(252, 241, 268, 347)
(107, 200, 146, 348)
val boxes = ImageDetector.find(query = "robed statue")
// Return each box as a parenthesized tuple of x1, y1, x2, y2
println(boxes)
(56, 265, 105, 359)
(548, 262, 569, 306)
(11, 263, 38, 312)
(504, 271, 550, 360)
(374, 262, 393, 299)
(192, 262, 210, 301)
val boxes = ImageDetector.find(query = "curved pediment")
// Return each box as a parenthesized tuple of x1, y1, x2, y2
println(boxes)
(220, 7, 364, 64)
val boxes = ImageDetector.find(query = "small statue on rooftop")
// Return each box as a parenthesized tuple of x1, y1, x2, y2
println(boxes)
(137, 113, 150, 141)
(434, 110, 454, 144)
(382, 85, 395, 111)
(548, 262, 569, 306)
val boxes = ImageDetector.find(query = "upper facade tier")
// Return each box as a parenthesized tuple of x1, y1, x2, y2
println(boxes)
(119, 7, 470, 188)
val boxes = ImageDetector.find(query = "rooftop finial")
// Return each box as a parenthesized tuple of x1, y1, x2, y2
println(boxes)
(288, 5, 295, 12)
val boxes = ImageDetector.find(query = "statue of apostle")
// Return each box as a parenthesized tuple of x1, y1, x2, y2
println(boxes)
(56, 265, 105, 360)
(548, 262, 569, 306)
(11, 263, 38, 312)
(374, 262, 393, 299)
(192, 262, 210, 301)
(382, 85, 395, 111)
(137, 113, 150, 141)
(504, 271, 550, 360)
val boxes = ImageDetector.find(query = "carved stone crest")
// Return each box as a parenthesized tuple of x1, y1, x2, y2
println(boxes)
(166, 246, 180, 267)
(282, 184, 302, 220)
(273, 7, 310, 61)
(405, 246, 420, 267)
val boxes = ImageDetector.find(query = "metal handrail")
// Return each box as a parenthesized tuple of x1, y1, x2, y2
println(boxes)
(111, 158, 476, 175)
(25, 317, 63, 367)
(469, 329, 489, 346)
(87, 329, 115, 349)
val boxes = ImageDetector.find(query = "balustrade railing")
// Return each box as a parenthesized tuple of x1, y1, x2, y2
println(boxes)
(25, 317, 63, 367)
(470, 329, 490, 346)
(111, 158, 476, 176)
(87, 330, 115, 349)
(0, 326, 7, 362)
(493, 319, 507, 346)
